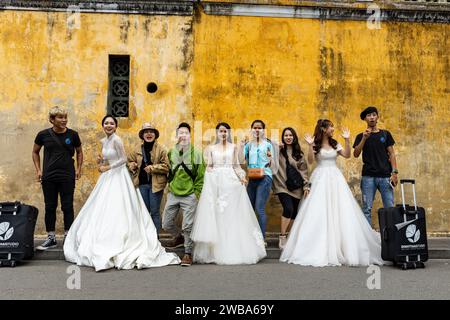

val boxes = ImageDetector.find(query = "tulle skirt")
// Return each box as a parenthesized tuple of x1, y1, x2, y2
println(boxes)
(64, 165, 180, 271)
(280, 164, 384, 267)
(191, 168, 266, 265)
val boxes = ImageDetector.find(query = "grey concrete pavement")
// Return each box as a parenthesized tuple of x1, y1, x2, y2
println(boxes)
(1, 260, 449, 300)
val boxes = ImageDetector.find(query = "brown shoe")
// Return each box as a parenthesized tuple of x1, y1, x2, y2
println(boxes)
(166, 234, 184, 248)
(180, 254, 192, 267)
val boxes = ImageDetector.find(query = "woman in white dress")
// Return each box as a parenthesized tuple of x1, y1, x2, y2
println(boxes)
(280, 119, 383, 267)
(64, 115, 180, 271)
(191, 122, 266, 265)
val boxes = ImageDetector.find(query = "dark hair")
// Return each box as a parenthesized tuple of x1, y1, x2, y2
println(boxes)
(360, 106, 379, 120)
(313, 119, 338, 154)
(215, 122, 232, 143)
(177, 122, 191, 133)
(281, 127, 303, 161)
(102, 114, 118, 127)
(251, 119, 265, 129)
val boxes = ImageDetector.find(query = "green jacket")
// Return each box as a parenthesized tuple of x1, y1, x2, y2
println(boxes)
(168, 144, 205, 198)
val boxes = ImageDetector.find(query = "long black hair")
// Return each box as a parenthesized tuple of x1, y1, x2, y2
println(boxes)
(215, 122, 232, 143)
(313, 119, 338, 154)
(281, 127, 303, 161)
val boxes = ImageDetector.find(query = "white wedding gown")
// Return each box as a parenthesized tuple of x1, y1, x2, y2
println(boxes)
(191, 143, 266, 265)
(64, 133, 180, 271)
(280, 145, 384, 267)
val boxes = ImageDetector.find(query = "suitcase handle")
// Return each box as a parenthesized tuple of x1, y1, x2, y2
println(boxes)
(0, 201, 21, 215)
(400, 179, 417, 211)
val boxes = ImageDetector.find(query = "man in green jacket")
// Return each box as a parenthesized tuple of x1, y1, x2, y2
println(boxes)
(162, 122, 205, 266)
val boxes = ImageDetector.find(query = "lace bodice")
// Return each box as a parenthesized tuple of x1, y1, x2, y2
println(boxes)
(316, 144, 342, 167)
(101, 133, 127, 169)
(206, 143, 245, 179)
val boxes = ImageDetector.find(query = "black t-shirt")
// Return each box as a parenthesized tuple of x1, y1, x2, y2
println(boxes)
(353, 130, 395, 177)
(34, 128, 81, 181)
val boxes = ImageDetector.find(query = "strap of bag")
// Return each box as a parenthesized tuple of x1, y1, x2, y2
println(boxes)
(169, 147, 196, 182)
(168, 163, 182, 182)
(180, 161, 195, 182)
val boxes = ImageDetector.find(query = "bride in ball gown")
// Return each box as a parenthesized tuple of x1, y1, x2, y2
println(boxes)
(191, 122, 266, 265)
(280, 119, 383, 267)
(64, 115, 180, 271)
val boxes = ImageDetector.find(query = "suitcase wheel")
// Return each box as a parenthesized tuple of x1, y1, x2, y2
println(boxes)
(0, 260, 17, 267)
(415, 261, 425, 269)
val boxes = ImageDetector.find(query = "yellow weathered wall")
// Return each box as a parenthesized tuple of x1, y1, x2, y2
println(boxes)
(0, 10, 194, 233)
(191, 8, 449, 233)
(0, 6, 448, 234)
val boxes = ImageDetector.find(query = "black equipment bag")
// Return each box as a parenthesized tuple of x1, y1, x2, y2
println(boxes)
(284, 151, 303, 191)
(377, 179, 428, 270)
(0, 201, 38, 267)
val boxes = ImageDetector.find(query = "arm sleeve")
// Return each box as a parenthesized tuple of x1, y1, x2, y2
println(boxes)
(336, 143, 343, 152)
(386, 131, 395, 147)
(232, 145, 246, 180)
(109, 136, 127, 169)
(297, 154, 311, 189)
(127, 151, 138, 172)
(149, 147, 170, 175)
(194, 151, 206, 198)
(269, 141, 280, 175)
(205, 145, 214, 169)
(353, 134, 361, 149)
(73, 132, 82, 148)
(34, 132, 44, 146)
(268, 141, 274, 155)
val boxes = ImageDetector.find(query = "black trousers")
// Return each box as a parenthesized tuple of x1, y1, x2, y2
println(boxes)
(41, 180, 75, 232)
(277, 193, 300, 220)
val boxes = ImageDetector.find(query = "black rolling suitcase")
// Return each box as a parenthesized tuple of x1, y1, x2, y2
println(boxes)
(378, 179, 428, 270)
(0, 201, 38, 267)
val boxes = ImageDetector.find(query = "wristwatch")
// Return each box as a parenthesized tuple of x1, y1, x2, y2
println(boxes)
(391, 169, 398, 174)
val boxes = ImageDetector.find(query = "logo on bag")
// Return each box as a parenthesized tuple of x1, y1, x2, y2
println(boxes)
(0, 222, 14, 241)
(406, 224, 420, 243)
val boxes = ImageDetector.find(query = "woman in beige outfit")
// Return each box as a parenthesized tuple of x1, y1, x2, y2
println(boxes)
(272, 127, 310, 249)
(127, 123, 170, 233)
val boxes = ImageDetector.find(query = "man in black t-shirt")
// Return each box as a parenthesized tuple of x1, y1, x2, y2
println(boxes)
(32, 106, 83, 250)
(353, 106, 398, 225)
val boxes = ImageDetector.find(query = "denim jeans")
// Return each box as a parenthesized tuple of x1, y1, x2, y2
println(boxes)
(139, 185, 163, 233)
(247, 175, 272, 238)
(361, 176, 394, 225)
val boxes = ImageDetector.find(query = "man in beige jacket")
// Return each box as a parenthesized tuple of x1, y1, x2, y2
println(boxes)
(127, 123, 169, 233)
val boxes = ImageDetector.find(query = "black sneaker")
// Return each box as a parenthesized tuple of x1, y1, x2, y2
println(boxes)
(36, 236, 57, 251)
